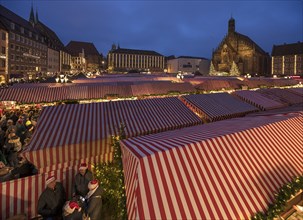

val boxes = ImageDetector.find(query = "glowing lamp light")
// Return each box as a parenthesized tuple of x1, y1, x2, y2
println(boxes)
(55, 77, 59, 83)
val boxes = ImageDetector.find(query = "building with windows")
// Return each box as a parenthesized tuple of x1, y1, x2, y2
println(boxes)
(0, 20, 8, 83)
(107, 44, 165, 73)
(271, 42, 303, 76)
(66, 41, 101, 73)
(34, 13, 71, 75)
(211, 17, 270, 76)
(0, 5, 48, 82)
(167, 56, 210, 75)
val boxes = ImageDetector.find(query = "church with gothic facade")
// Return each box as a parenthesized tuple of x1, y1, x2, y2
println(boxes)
(211, 17, 270, 76)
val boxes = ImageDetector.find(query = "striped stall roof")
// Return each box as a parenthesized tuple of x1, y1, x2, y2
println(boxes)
(24, 97, 202, 172)
(233, 90, 287, 110)
(181, 93, 259, 121)
(121, 113, 303, 220)
(257, 88, 303, 105)
(288, 88, 303, 97)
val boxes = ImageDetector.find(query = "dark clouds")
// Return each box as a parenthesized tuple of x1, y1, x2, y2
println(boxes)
(1, 0, 302, 58)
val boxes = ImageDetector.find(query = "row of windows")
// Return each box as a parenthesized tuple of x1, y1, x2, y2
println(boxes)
(11, 54, 46, 64)
(10, 33, 47, 51)
(10, 65, 37, 71)
(10, 21, 45, 43)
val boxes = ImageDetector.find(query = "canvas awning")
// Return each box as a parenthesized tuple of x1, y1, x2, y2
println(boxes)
(121, 112, 303, 220)
(24, 97, 202, 172)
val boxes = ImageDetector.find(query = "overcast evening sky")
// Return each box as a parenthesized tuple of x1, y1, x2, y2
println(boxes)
(1, 0, 302, 59)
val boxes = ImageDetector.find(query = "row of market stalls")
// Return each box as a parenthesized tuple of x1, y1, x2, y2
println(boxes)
(0, 79, 302, 219)
(0, 77, 300, 104)
(121, 112, 303, 220)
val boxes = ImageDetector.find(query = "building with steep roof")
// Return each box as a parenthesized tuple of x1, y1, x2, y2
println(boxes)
(35, 18, 71, 74)
(271, 42, 303, 76)
(211, 17, 270, 76)
(107, 44, 165, 73)
(66, 41, 101, 73)
(0, 4, 48, 82)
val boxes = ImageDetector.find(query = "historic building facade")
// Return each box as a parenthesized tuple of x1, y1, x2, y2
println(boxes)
(211, 17, 270, 76)
(34, 13, 71, 74)
(0, 5, 48, 82)
(107, 44, 165, 73)
(167, 56, 210, 75)
(66, 41, 101, 73)
(271, 42, 303, 76)
(0, 20, 8, 83)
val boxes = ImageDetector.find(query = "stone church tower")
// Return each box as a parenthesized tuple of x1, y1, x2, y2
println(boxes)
(211, 17, 270, 76)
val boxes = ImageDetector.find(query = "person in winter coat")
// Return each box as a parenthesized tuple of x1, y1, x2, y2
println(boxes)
(37, 176, 66, 220)
(6, 133, 22, 167)
(62, 201, 83, 220)
(84, 180, 103, 220)
(73, 163, 93, 198)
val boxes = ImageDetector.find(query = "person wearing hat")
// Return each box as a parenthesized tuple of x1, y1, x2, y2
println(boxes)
(37, 175, 66, 220)
(62, 201, 82, 220)
(73, 163, 93, 198)
(84, 179, 103, 220)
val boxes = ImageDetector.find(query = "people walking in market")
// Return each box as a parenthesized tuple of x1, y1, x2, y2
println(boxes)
(73, 163, 93, 198)
(37, 175, 66, 220)
(84, 179, 103, 220)
(62, 201, 83, 220)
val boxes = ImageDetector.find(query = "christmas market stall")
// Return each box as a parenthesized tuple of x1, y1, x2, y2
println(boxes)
(121, 112, 303, 220)
(233, 90, 287, 110)
(180, 93, 259, 122)
(23, 97, 202, 172)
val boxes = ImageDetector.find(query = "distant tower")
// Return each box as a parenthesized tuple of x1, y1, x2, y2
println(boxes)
(35, 8, 39, 24)
(228, 16, 235, 34)
(29, 3, 35, 26)
(111, 43, 117, 50)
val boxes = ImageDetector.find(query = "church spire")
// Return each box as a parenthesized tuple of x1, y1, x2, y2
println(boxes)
(29, 2, 35, 26)
(35, 7, 39, 24)
(228, 16, 235, 34)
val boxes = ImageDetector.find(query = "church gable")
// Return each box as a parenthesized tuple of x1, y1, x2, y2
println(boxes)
(211, 17, 269, 76)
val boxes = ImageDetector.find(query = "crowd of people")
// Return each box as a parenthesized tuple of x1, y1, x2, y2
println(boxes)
(0, 107, 41, 182)
(38, 163, 103, 220)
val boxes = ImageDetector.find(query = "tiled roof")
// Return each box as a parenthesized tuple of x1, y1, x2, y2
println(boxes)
(111, 48, 163, 56)
(234, 31, 267, 54)
(66, 41, 100, 56)
(35, 21, 65, 51)
(271, 42, 303, 56)
(0, 5, 37, 33)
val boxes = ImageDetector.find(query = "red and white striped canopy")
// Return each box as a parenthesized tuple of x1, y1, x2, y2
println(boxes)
(257, 88, 303, 105)
(0, 82, 195, 103)
(24, 97, 201, 172)
(121, 113, 303, 220)
(234, 90, 287, 110)
(181, 93, 259, 121)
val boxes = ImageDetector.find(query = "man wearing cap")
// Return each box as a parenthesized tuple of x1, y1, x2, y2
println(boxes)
(73, 163, 93, 198)
(84, 179, 103, 220)
(37, 176, 66, 220)
(62, 201, 82, 220)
